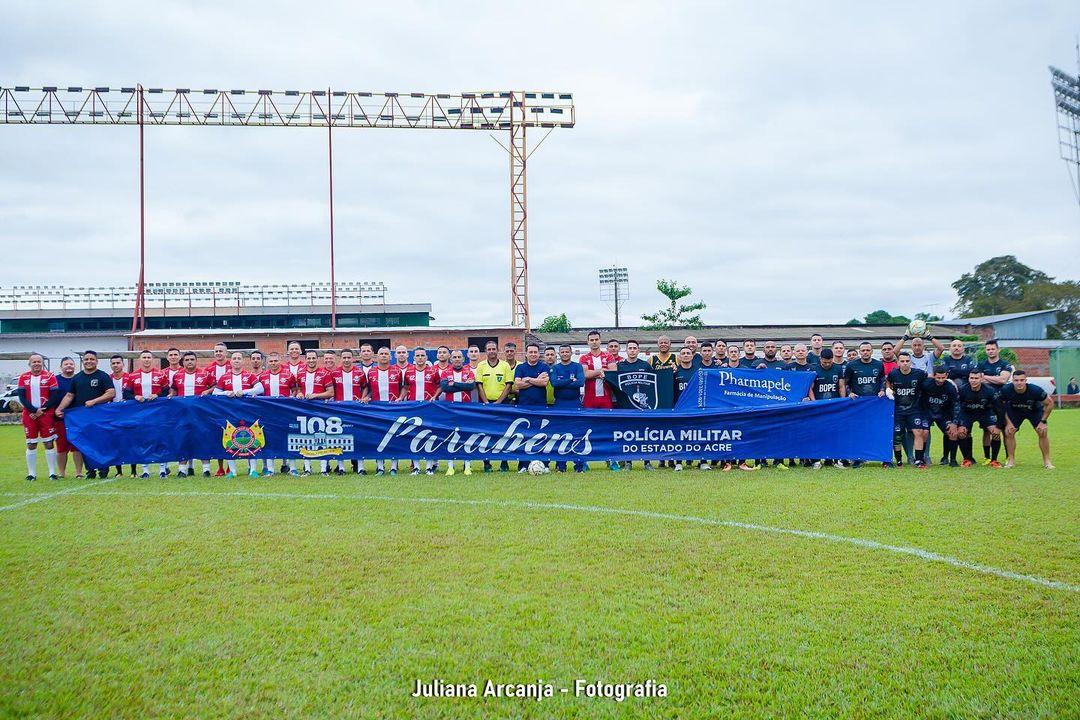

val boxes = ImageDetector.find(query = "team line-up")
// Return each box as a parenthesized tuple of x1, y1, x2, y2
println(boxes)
(13, 330, 1055, 481)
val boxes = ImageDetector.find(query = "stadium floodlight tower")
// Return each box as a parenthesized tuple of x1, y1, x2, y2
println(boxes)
(1050, 65, 1080, 207)
(0, 85, 575, 337)
(599, 266, 629, 329)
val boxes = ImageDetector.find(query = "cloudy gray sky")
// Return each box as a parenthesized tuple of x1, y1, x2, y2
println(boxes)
(2, 1, 1078, 328)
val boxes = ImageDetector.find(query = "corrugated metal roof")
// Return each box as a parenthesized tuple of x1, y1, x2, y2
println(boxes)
(938, 309, 1058, 326)
(532, 324, 953, 346)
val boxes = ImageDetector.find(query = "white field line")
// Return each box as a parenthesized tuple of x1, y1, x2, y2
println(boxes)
(69, 488, 1080, 594)
(0, 478, 116, 512)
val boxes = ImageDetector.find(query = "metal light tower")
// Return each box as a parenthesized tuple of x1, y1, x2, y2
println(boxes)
(599, 266, 629, 329)
(0, 85, 575, 335)
(1050, 64, 1080, 207)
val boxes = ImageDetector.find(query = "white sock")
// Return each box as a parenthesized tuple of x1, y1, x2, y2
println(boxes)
(179, 461, 189, 474)
(304, 459, 312, 472)
(45, 448, 57, 475)
(390, 460, 398, 471)
(319, 460, 327, 473)
(26, 449, 37, 476)
(227, 460, 237, 474)
(140, 464, 149, 475)
(464, 460, 471, 469)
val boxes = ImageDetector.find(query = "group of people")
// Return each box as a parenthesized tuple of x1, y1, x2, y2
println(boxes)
(13, 330, 1056, 481)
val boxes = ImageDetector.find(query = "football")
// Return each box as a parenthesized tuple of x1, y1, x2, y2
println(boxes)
(527, 460, 548, 475)
(907, 319, 928, 337)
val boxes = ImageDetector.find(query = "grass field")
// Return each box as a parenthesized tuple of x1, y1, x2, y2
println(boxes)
(1, 412, 1078, 719)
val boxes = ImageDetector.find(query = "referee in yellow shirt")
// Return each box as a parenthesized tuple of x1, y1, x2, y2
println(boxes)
(475, 340, 513, 471)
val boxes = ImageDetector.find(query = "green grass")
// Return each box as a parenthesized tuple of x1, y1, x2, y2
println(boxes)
(1, 413, 1078, 719)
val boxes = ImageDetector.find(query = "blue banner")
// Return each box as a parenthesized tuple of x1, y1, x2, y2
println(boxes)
(673, 367, 814, 411)
(64, 396, 893, 464)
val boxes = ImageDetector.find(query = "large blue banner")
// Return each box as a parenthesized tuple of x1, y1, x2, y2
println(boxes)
(65, 396, 893, 464)
(673, 367, 814, 411)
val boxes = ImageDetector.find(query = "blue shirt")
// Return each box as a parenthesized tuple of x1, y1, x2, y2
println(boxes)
(514, 361, 550, 406)
(549, 361, 584, 406)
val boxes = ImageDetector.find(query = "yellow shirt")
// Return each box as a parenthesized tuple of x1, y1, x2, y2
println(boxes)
(650, 353, 676, 370)
(475, 359, 513, 402)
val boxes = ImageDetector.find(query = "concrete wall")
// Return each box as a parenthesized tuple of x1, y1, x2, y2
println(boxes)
(0, 334, 128, 379)
(131, 330, 526, 357)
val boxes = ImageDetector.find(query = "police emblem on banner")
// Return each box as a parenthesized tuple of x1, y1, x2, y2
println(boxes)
(618, 372, 658, 410)
(222, 420, 266, 458)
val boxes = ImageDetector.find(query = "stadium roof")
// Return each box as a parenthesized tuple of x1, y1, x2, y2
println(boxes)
(937, 310, 1058, 326)
(532, 324, 954, 346)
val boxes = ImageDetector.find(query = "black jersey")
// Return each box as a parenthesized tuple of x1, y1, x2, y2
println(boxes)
(940, 354, 976, 384)
(887, 368, 927, 412)
(673, 365, 697, 401)
(784, 360, 815, 372)
(920, 378, 958, 419)
(844, 358, 886, 397)
(998, 383, 1047, 414)
(956, 383, 1001, 419)
(978, 358, 1013, 394)
(813, 364, 845, 400)
(738, 357, 763, 370)
(759, 357, 787, 370)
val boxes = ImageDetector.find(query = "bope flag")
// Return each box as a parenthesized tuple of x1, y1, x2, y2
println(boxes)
(674, 367, 814, 411)
(64, 395, 894, 465)
(606, 368, 675, 409)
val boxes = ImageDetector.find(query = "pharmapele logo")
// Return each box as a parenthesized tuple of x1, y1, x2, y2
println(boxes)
(617, 372, 658, 410)
(714, 369, 792, 393)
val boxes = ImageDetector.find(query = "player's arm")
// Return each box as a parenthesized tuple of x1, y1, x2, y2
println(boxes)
(55, 391, 75, 417)
(475, 378, 489, 403)
(986, 367, 1012, 386)
(494, 377, 511, 403)
(844, 366, 857, 398)
(456, 374, 477, 391)
(14, 386, 37, 414)
(928, 335, 945, 358)
(513, 371, 531, 391)
(1040, 394, 1054, 425)
(44, 386, 63, 413)
(804, 385, 815, 401)
(245, 380, 265, 397)
(87, 387, 116, 406)
(531, 372, 548, 388)
(895, 335, 908, 352)
(837, 377, 846, 398)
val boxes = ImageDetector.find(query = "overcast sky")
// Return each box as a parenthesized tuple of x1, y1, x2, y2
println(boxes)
(2, 1, 1079, 328)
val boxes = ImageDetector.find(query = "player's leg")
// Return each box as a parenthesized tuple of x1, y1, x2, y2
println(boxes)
(912, 426, 929, 467)
(956, 421, 974, 466)
(892, 413, 905, 466)
(981, 426, 992, 465)
(463, 460, 472, 475)
(1035, 420, 1053, 468)
(986, 421, 1002, 467)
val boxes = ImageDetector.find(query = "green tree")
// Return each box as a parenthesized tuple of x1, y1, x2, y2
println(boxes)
(1010, 281, 1080, 340)
(951, 255, 1052, 316)
(913, 311, 943, 322)
(974, 345, 1020, 368)
(846, 310, 910, 326)
(536, 313, 572, 333)
(641, 279, 706, 330)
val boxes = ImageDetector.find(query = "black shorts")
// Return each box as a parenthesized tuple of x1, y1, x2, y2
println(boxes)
(894, 410, 929, 433)
(1006, 409, 1044, 430)
(958, 412, 998, 431)
(930, 416, 955, 434)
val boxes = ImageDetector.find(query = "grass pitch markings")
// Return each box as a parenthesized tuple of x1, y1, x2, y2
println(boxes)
(70, 487, 1080, 594)
(0, 477, 115, 512)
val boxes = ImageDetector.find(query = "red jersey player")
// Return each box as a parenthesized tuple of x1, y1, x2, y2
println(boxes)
(170, 352, 213, 398)
(580, 330, 618, 409)
(400, 347, 440, 402)
(259, 352, 296, 399)
(164, 348, 183, 387)
(285, 341, 305, 379)
(332, 349, 367, 402)
(439, 350, 476, 476)
(17, 353, 60, 481)
(366, 347, 403, 475)
(132, 350, 168, 402)
(204, 343, 231, 388)
(297, 350, 334, 400)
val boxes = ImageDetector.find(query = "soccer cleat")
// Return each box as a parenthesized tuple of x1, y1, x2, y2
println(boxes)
(961, 459, 974, 468)
(86, 470, 97, 479)
(989, 460, 1002, 469)
(674, 463, 683, 472)
(177, 471, 188, 478)
(1003, 461, 1015, 469)
(483, 465, 493, 473)
(159, 471, 167, 478)
(214, 468, 226, 477)
(301, 470, 311, 477)
(722, 462, 733, 472)
(644, 461, 655, 471)
(446, 466, 456, 476)
(699, 463, 711, 471)
(203, 470, 211, 477)
(1044, 463, 1055, 470)
(949, 460, 960, 468)
(290, 469, 300, 477)
(938, 457, 948, 466)
(812, 461, 823, 470)
(738, 463, 756, 471)
(25, 475, 35, 482)
(915, 461, 928, 469)
(357, 469, 367, 476)
(518, 467, 528, 473)
(896, 461, 904, 468)
(263, 470, 274, 478)
(389, 469, 397, 476)
(982, 458, 992, 466)
(411, 468, 421, 476)
(75, 474, 86, 480)
(426, 468, 435, 476)
(463, 466, 473, 476)
(774, 462, 789, 471)
(49, 474, 59, 481)
(226, 471, 237, 478)
(375, 469, 384, 476)
(609, 461, 622, 471)
(320, 471, 329, 477)
(335, 468, 346, 476)
(250, 470, 261, 478)
(881, 462, 894, 469)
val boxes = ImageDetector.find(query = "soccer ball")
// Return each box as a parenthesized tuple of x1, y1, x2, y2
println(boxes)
(527, 460, 549, 475)
(907, 319, 927, 338)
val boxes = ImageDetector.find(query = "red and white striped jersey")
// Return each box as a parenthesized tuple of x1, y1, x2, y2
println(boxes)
(365, 366, 402, 402)
(580, 351, 617, 402)
(165, 366, 182, 388)
(402, 364, 441, 401)
(258, 370, 296, 398)
(297, 367, 333, 397)
(286, 360, 304, 379)
(216, 372, 259, 393)
(204, 361, 230, 385)
(171, 369, 212, 397)
(132, 369, 168, 398)
(17, 371, 57, 410)
(110, 373, 133, 402)
(332, 366, 367, 402)
(439, 366, 475, 403)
